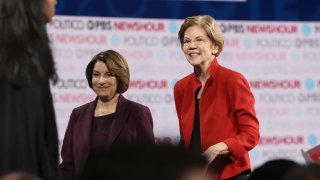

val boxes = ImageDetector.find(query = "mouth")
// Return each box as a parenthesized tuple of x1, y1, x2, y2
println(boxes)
(97, 86, 109, 89)
(188, 52, 200, 57)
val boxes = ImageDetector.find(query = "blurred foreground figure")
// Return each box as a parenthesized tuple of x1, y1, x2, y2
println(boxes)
(0, 0, 59, 179)
(0, 172, 42, 180)
(282, 163, 320, 180)
(81, 144, 213, 180)
(248, 159, 298, 180)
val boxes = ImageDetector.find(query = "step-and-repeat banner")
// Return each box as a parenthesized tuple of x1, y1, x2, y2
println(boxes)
(48, 15, 320, 167)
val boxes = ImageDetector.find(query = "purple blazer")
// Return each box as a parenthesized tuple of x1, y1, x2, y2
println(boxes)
(58, 95, 155, 180)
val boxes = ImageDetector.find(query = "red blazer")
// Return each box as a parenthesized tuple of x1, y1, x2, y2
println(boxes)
(58, 95, 155, 180)
(174, 59, 259, 179)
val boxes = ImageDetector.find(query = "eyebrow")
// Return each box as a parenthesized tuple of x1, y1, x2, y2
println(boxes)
(93, 70, 113, 76)
(183, 35, 206, 39)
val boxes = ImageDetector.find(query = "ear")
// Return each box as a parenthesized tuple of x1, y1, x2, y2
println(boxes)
(211, 44, 219, 55)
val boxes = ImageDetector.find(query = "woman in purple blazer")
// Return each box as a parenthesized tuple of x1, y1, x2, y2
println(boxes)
(59, 50, 155, 180)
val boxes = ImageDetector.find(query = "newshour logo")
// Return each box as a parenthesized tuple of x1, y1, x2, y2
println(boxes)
(250, 80, 301, 90)
(245, 24, 297, 34)
(113, 21, 165, 32)
(130, 80, 168, 90)
(259, 136, 304, 145)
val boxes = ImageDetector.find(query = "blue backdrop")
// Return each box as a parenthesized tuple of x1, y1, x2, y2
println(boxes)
(55, 0, 320, 21)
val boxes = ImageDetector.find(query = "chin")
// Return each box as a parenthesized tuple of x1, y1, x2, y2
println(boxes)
(188, 60, 201, 66)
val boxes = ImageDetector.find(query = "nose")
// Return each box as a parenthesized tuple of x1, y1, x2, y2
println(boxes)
(98, 76, 107, 85)
(189, 40, 198, 48)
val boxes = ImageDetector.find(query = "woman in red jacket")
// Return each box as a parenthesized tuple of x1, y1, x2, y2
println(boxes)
(174, 15, 260, 180)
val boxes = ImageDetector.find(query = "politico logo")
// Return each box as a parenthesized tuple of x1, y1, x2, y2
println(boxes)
(261, 149, 302, 160)
(130, 80, 168, 90)
(255, 38, 292, 48)
(119, 49, 154, 60)
(126, 93, 174, 104)
(47, 18, 86, 30)
(258, 93, 295, 104)
(122, 35, 160, 47)
(259, 136, 304, 146)
(255, 107, 290, 117)
(250, 80, 301, 90)
(54, 78, 88, 90)
(234, 51, 287, 61)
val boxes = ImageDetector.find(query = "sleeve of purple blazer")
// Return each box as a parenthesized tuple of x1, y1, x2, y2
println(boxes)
(135, 105, 155, 145)
(58, 109, 77, 180)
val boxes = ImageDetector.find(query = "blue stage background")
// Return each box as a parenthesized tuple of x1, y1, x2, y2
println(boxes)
(55, 0, 320, 21)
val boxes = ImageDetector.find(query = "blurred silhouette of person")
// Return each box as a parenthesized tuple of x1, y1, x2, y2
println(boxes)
(0, 0, 59, 179)
(248, 159, 298, 180)
(81, 144, 212, 180)
(174, 15, 260, 180)
(282, 163, 320, 180)
(0, 172, 42, 180)
(59, 50, 155, 180)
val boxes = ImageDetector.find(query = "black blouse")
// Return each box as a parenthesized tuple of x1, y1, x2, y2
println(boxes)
(189, 88, 201, 153)
(91, 113, 115, 151)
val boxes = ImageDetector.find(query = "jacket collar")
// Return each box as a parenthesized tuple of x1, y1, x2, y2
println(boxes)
(191, 58, 219, 92)
(192, 58, 219, 80)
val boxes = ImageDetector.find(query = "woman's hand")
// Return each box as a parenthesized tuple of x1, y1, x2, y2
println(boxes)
(203, 142, 230, 164)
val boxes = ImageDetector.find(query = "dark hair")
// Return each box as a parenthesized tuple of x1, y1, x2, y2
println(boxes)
(0, 0, 57, 86)
(85, 50, 130, 94)
(249, 159, 298, 180)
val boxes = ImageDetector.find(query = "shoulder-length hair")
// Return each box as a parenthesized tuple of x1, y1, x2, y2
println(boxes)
(86, 50, 130, 94)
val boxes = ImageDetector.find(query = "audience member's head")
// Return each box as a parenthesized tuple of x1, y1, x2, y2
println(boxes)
(81, 144, 212, 180)
(282, 163, 320, 180)
(249, 159, 298, 180)
(0, 172, 42, 180)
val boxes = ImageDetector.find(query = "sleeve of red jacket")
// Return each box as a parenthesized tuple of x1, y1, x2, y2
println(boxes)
(58, 109, 77, 180)
(223, 73, 260, 161)
(173, 80, 186, 147)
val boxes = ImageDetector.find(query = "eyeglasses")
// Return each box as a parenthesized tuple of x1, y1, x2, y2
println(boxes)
(182, 37, 209, 47)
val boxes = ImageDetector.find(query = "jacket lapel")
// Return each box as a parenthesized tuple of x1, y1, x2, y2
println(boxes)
(105, 95, 129, 148)
(79, 98, 98, 152)
(74, 98, 97, 177)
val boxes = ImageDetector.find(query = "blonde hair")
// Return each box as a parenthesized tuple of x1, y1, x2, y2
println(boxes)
(178, 15, 224, 56)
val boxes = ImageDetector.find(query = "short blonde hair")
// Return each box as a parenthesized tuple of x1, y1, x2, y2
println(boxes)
(86, 50, 130, 93)
(178, 15, 224, 56)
